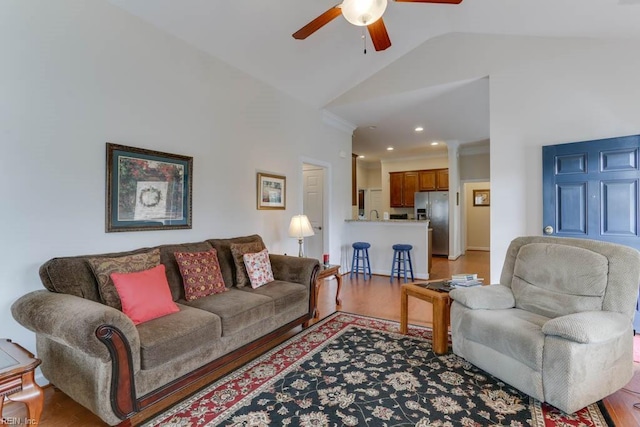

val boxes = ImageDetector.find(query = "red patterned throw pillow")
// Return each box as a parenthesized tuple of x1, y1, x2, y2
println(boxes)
(110, 264, 180, 325)
(174, 249, 227, 301)
(243, 249, 274, 289)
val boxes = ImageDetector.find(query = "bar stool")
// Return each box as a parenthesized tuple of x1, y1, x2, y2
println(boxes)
(350, 242, 372, 280)
(390, 244, 414, 283)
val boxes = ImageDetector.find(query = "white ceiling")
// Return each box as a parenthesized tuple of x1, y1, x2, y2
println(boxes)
(107, 0, 640, 163)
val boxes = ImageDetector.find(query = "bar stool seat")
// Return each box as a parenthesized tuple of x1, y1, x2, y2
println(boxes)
(350, 242, 372, 280)
(391, 244, 414, 283)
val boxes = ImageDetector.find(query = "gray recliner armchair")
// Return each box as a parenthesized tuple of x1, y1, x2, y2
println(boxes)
(450, 236, 640, 413)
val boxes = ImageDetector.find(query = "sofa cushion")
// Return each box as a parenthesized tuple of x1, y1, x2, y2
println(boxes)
(111, 264, 180, 325)
(136, 303, 221, 370)
(238, 280, 308, 314)
(243, 249, 274, 289)
(208, 235, 266, 288)
(87, 248, 161, 310)
(459, 307, 548, 372)
(180, 288, 274, 336)
(230, 241, 266, 288)
(511, 243, 609, 318)
(158, 241, 215, 301)
(174, 249, 227, 301)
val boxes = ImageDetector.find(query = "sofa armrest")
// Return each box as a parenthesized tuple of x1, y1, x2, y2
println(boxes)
(11, 290, 140, 364)
(269, 254, 320, 287)
(449, 284, 515, 310)
(542, 311, 629, 344)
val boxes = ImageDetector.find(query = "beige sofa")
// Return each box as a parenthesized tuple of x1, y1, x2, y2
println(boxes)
(450, 236, 640, 413)
(11, 234, 319, 425)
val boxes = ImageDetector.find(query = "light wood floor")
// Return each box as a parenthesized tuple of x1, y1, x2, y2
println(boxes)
(5, 251, 640, 425)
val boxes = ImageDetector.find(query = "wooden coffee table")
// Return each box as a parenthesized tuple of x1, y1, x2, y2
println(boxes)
(0, 339, 44, 425)
(400, 282, 452, 355)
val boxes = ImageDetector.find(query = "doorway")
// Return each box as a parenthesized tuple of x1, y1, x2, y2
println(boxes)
(462, 181, 491, 252)
(303, 163, 327, 261)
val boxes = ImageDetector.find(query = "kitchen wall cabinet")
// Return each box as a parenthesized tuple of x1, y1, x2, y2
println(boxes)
(390, 171, 419, 207)
(390, 172, 404, 207)
(403, 172, 418, 207)
(352, 154, 358, 205)
(418, 170, 436, 191)
(390, 168, 448, 207)
(436, 169, 448, 190)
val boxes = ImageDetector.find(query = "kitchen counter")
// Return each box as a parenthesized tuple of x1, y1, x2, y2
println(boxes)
(344, 220, 432, 279)
(345, 219, 429, 224)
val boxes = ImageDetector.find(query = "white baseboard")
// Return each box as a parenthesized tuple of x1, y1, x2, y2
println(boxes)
(466, 246, 490, 251)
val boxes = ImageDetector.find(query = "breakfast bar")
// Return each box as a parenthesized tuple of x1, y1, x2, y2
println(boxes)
(345, 220, 432, 279)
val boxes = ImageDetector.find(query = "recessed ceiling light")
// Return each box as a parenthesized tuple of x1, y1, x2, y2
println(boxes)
(430, 142, 439, 146)
(369, 126, 377, 130)
(358, 155, 365, 158)
(415, 127, 424, 132)
(387, 146, 394, 151)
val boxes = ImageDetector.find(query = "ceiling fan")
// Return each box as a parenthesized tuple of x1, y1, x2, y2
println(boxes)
(292, 0, 464, 52)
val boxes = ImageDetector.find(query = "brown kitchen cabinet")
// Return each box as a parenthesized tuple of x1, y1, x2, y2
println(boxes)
(390, 171, 419, 207)
(418, 170, 436, 191)
(389, 172, 404, 207)
(403, 172, 418, 207)
(436, 169, 449, 190)
(391, 168, 448, 207)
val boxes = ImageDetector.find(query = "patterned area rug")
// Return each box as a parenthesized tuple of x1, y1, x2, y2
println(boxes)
(143, 312, 612, 426)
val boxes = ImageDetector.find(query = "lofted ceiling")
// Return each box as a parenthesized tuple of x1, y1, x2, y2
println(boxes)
(107, 0, 640, 163)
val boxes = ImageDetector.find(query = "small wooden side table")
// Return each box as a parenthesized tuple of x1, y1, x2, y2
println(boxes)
(314, 264, 342, 319)
(400, 282, 451, 355)
(0, 339, 44, 425)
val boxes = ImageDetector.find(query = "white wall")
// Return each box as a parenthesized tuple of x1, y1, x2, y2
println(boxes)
(0, 1, 352, 358)
(331, 33, 640, 280)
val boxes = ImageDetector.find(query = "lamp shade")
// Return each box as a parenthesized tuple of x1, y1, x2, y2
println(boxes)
(288, 215, 315, 238)
(341, 0, 387, 26)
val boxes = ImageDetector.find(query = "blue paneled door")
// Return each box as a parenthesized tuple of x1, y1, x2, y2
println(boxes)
(542, 134, 640, 330)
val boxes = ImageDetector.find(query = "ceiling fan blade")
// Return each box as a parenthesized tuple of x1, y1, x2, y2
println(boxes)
(292, 6, 343, 40)
(368, 18, 391, 51)
(395, 0, 463, 4)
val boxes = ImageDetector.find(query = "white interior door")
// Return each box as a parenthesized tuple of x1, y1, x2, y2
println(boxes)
(303, 166, 324, 260)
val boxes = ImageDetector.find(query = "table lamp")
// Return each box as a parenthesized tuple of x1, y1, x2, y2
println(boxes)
(288, 214, 314, 257)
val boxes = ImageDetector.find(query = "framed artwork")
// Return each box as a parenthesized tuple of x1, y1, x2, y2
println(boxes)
(106, 143, 193, 232)
(257, 172, 286, 210)
(473, 189, 490, 207)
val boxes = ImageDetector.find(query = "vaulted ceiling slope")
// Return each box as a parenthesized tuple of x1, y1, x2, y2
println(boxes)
(107, 0, 640, 109)
(106, 1, 640, 161)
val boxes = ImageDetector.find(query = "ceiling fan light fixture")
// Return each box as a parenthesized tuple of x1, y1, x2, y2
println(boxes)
(341, 0, 388, 26)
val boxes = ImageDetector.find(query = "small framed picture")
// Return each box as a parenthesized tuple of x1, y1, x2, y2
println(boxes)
(473, 189, 490, 207)
(257, 172, 286, 210)
(106, 143, 192, 232)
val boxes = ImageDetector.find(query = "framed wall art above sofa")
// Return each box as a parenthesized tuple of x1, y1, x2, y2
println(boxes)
(106, 143, 193, 232)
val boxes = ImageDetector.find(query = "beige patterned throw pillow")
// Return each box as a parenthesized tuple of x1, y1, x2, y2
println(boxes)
(230, 241, 265, 287)
(243, 249, 274, 289)
(87, 248, 161, 310)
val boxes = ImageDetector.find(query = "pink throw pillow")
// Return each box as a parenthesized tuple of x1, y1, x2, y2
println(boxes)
(110, 264, 180, 325)
(243, 249, 274, 289)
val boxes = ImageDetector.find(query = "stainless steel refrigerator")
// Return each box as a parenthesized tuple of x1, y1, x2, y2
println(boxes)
(414, 191, 449, 256)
